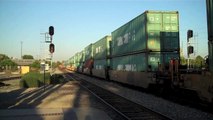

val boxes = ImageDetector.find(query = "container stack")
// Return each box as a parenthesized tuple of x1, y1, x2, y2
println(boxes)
(83, 44, 93, 74)
(92, 36, 111, 78)
(74, 52, 80, 71)
(69, 55, 76, 71)
(77, 50, 85, 72)
(111, 11, 180, 72)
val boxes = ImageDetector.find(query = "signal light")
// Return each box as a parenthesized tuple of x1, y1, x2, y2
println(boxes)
(188, 46, 194, 54)
(187, 30, 193, 41)
(49, 43, 55, 53)
(49, 26, 54, 36)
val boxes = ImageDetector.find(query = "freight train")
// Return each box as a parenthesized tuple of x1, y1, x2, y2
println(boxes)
(67, 8, 213, 103)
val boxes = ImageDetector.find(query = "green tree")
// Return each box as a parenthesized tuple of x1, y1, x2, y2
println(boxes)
(23, 55, 34, 59)
(0, 59, 17, 66)
(30, 60, 40, 68)
(0, 54, 17, 70)
(180, 56, 187, 65)
(194, 55, 204, 68)
(0, 54, 9, 61)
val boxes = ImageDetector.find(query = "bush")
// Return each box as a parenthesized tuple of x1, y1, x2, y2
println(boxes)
(20, 72, 50, 88)
(50, 74, 66, 84)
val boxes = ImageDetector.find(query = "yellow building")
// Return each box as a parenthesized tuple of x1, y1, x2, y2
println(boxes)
(13, 59, 34, 75)
(20, 66, 30, 74)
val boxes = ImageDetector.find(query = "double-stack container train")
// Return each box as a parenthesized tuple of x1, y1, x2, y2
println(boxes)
(67, 9, 213, 103)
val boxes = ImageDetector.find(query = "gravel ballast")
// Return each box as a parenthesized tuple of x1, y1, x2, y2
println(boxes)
(74, 73, 213, 120)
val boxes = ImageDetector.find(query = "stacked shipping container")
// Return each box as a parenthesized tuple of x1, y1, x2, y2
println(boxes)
(111, 11, 179, 72)
(83, 44, 93, 74)
(77, 51, 85, 72)
(68, 51, 85, 71)
(92, 36, 111, 78)
(109, 11, 180, 88)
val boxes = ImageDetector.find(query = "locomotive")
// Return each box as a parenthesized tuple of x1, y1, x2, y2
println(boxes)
(67, 6, 213, 103)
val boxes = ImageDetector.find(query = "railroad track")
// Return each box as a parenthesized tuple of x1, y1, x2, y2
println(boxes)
(66, 73, 171, 120)
(0, 76, 21, 81)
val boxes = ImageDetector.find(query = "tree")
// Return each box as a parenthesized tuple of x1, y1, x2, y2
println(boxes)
(30, 60, 40, 68)
(0, 54, 17, 70)
(194, 55, 205, 68)
(180, 56, 187, 65)
(0, 59, 17, 67)
(22, 55, 34, 59)
(0, 54, 9, 61)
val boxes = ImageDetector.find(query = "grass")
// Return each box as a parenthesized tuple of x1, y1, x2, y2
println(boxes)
(20, 72, 50, 88)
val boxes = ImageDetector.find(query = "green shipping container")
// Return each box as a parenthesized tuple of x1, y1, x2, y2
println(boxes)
(94, 59, 108, 70)
(74, 52, 80, 63)
(71, 56, 75, 64)
(111, 52, 179, 72)
(111, 53, 147, 72)
(78, 50, 85, 63)
(93, 36, 111, 60)
(111, 11, 179, 56)
(84, 44, 93, 60)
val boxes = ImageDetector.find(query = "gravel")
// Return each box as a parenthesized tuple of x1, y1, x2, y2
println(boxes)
(0, 79, 20, 93)
(75, 73, 213, 120)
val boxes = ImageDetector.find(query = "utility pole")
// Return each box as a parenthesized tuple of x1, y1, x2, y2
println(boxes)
(49, 26, 54, 73)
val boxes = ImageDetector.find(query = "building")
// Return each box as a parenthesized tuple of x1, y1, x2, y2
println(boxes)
(12, 59, 35, 74)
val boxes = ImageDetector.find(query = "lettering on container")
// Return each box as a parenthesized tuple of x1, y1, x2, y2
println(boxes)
(117, 37, 123, 46)
(96, 46, 102, 54)
(149, 57, 160, 62)
(132, 30, 136, 41)
(95, 65, 103, 70)
(123, 33, 129, 44)
(149, 16, 160, 22)
(117, 64, 124, 70)
(117, 64, 137, 71)
(171, 16, 177, 22)
(116, 31, 135, 47)
(165, 26, 171, 31)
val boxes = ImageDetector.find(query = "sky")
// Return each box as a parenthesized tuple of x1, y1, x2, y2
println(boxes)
(0, 0, 209, 61)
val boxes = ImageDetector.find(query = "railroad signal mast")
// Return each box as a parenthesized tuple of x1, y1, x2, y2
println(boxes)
(187, 29, 194, 69)
(49, 26, 55, 72)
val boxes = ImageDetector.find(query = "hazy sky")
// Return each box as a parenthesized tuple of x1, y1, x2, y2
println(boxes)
(0, 0, 208, 61)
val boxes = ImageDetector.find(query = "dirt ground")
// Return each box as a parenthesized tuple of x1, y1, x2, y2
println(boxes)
(0, 79, 21, 93)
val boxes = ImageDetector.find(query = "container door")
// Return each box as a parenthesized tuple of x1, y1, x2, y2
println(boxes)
(162, 13, 179, 51)
(147, 13, 162, 51)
